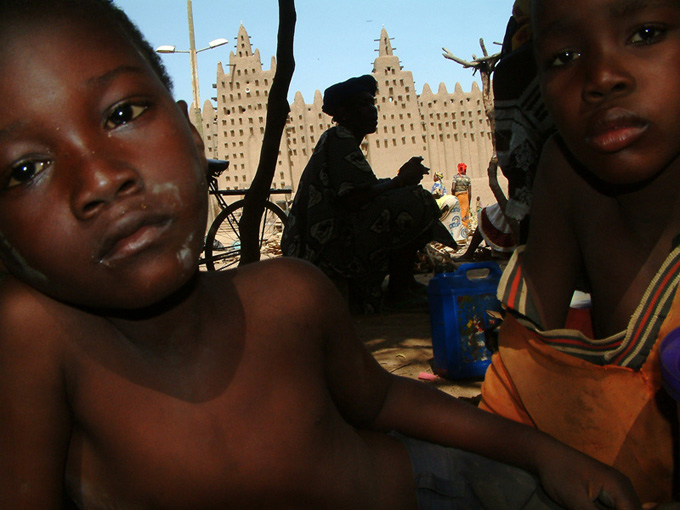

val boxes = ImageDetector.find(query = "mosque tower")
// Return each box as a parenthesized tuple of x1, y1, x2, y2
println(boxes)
(366, 27, 429, 177)
(204, 25, 493, 196)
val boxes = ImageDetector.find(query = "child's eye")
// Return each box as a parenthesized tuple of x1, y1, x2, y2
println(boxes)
(105, 102, 148, 129)
(6, 159, 49, 188)
(548, 50, 582, 68)
(629, 25, 666, 45)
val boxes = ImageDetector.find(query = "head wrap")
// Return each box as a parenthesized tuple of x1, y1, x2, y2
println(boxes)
(435, 172, 444, 180)
(457, 163, 467, 174)
(322, 75, 378, 117)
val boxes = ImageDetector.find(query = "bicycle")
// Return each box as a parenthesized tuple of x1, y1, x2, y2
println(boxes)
(202, 159, 290, 271)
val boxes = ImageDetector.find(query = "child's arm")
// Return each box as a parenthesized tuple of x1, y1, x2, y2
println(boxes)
(522, 136, 584, 329)
(368, 374, 639, 510)
(312, 272, 640, 509)
(0, 279, 72, 508)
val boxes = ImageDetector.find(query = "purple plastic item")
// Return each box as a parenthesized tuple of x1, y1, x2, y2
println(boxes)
(660, 326, 680, 403)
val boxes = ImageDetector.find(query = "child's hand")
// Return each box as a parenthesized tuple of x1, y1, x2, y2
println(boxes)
(536, 447, 641, 510)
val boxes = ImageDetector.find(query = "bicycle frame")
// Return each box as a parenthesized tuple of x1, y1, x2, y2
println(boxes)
(202, 159, 292, 270)
(206, 159, 292, 211)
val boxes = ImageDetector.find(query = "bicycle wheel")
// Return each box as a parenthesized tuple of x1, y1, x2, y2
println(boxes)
(203, 199, 288, 271)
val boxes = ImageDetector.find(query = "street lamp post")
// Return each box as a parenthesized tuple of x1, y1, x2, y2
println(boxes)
(156, 0, 228, 137)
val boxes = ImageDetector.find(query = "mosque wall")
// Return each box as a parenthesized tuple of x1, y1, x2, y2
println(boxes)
(201, 25, 495, 203)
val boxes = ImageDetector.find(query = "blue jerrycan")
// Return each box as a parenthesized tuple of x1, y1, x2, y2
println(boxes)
(428, 262, 503, 379)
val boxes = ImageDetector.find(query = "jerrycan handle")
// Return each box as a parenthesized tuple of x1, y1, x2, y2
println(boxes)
(454, 261, 503, 282)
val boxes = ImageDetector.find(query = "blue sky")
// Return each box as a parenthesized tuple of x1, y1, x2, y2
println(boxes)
(115, 0, 513, 106)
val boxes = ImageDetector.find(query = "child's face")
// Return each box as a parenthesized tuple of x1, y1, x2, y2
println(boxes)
(533, 0, 680, 185)
(0, 8, 208, 310)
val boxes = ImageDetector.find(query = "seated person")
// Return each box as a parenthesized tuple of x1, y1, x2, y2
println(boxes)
(282, 75, 454, 313)
(429, 172, 469, 246)
(481, 0, 680, 505)
(436, 193, 468, 246)
(0, 1, 640, 509)
(430, 171, 447, 198)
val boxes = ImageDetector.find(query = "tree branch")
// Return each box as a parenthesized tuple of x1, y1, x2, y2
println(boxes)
(444, 39, 519, 236)
(442, 47, 500, 68)
(239, 0, 296, 264)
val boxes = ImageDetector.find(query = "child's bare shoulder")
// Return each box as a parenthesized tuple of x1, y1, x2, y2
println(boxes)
(0, 275, 74, 347)
(208, 258, 346, 346)
(0, 276, 72, 423)
(231, 257, 342, 312)
(0, 276, 80, 382)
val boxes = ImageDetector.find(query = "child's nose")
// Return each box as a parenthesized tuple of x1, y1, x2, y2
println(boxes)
(582, 51, 635, 104)
(70, 156, 142, 220)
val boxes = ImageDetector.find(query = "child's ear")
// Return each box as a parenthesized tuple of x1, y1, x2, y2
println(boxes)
(176, 100, 206, 155)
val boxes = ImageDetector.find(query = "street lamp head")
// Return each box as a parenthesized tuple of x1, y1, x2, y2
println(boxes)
(155, 45, 177, 54)
(208, 38, 228, 49)
(156, 39, 227, 55)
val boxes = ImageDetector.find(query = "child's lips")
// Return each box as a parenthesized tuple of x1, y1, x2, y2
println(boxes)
(97, 213, 172, 265)
(585, 109, 648, 153)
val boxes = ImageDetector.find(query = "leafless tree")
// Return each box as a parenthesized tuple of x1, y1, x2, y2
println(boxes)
(239, 0, 296, 264)
(442, 39, 500, 151)
(443, 40, 519, 236)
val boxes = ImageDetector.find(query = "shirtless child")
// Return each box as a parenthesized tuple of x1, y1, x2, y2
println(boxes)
(0, 1, 640, 508)
(481, 0, 680, 505)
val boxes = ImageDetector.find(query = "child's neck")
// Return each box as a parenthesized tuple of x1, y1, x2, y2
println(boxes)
(102, 273, 207, 360)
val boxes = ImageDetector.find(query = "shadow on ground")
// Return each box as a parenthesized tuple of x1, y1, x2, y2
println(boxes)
(353, 310, 484, 399)
(350, 254, 510, 400)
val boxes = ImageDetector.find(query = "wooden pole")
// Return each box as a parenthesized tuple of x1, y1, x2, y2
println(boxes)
(187, 0, 203, 137)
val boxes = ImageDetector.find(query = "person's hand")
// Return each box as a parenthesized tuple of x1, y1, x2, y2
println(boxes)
(536, 446, 641, 510)
(397, 156, 429, 186)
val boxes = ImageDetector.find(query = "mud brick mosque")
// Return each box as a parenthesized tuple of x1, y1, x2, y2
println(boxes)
(199, 24, 495, 199)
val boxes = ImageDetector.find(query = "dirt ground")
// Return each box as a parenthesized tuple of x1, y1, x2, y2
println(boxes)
(351, 253, 509, 401)
(353, 309, 485, 400)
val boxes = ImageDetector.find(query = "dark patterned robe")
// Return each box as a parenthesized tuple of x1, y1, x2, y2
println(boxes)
(282, 126, 441, 312)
